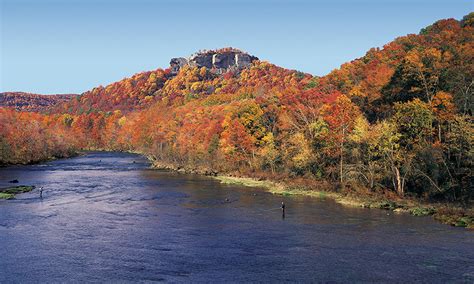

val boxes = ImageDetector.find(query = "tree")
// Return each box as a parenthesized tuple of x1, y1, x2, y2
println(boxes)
(432, 91, 455, 142)
(370, 121, 411, 196)
(258, 132, 279, 174)
(283, 132, 313, 175)
(220, 118, 256, 169)
(404, 48, 444, 105)
(323, 95, 361, 188)
(393, 98, 434, 147)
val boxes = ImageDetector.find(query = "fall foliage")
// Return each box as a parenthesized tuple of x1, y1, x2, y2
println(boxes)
(1, 13, 473, 205)
(0, 92, 77, 112)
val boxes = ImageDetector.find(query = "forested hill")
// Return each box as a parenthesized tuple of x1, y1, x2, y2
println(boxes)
(321, 14, 473, 120)
(0, 92, 77, 112)
(1, 14, 473, 208)
(52, 48, 261, 114)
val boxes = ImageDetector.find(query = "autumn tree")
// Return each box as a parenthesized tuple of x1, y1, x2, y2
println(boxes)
(323, 95, 361, 188)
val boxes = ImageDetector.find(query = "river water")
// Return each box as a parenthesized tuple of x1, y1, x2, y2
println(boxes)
(0, 152, 472, 282)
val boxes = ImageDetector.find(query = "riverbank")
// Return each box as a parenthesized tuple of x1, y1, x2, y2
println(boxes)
(149, 157, 473, 229)
(0, 151, 80, 167)
(213, 175, 473, 229)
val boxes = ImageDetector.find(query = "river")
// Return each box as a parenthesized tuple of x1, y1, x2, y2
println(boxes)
(0, 152, 472, 282)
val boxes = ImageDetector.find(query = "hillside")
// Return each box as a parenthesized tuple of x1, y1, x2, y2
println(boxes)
(321, 15, 473, 120)
(1, 14, 473, 211)
(53, 48, 260, 114)
(0, 92, 77, 112)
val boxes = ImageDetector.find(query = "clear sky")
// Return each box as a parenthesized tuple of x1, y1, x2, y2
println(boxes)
(1, 0, 472, 94)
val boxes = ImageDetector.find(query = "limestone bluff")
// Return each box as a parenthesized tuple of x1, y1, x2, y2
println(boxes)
(170, 48, 259, 75)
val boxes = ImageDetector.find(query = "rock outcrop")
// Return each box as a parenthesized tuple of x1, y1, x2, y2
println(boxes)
(170, 57, 188, 74)
(170, 48, 258, 75)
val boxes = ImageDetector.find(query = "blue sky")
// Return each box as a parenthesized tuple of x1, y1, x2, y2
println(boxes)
(1, 0, 472, 94)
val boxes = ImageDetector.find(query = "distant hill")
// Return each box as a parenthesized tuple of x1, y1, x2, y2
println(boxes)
(0, 92, 77, 112)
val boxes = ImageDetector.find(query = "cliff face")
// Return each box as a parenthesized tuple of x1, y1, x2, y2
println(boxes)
(170, 48, 258, 74)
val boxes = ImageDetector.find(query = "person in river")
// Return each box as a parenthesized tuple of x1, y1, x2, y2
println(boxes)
(281, 201, 286, 217)
(39, 187, 44, 199)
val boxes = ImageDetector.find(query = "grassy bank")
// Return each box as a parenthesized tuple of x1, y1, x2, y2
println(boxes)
(0, 186, 36, 199)
(214, 175, 473, 229)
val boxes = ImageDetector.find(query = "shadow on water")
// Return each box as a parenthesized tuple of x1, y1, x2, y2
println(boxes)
(0, 152, 473, 282)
